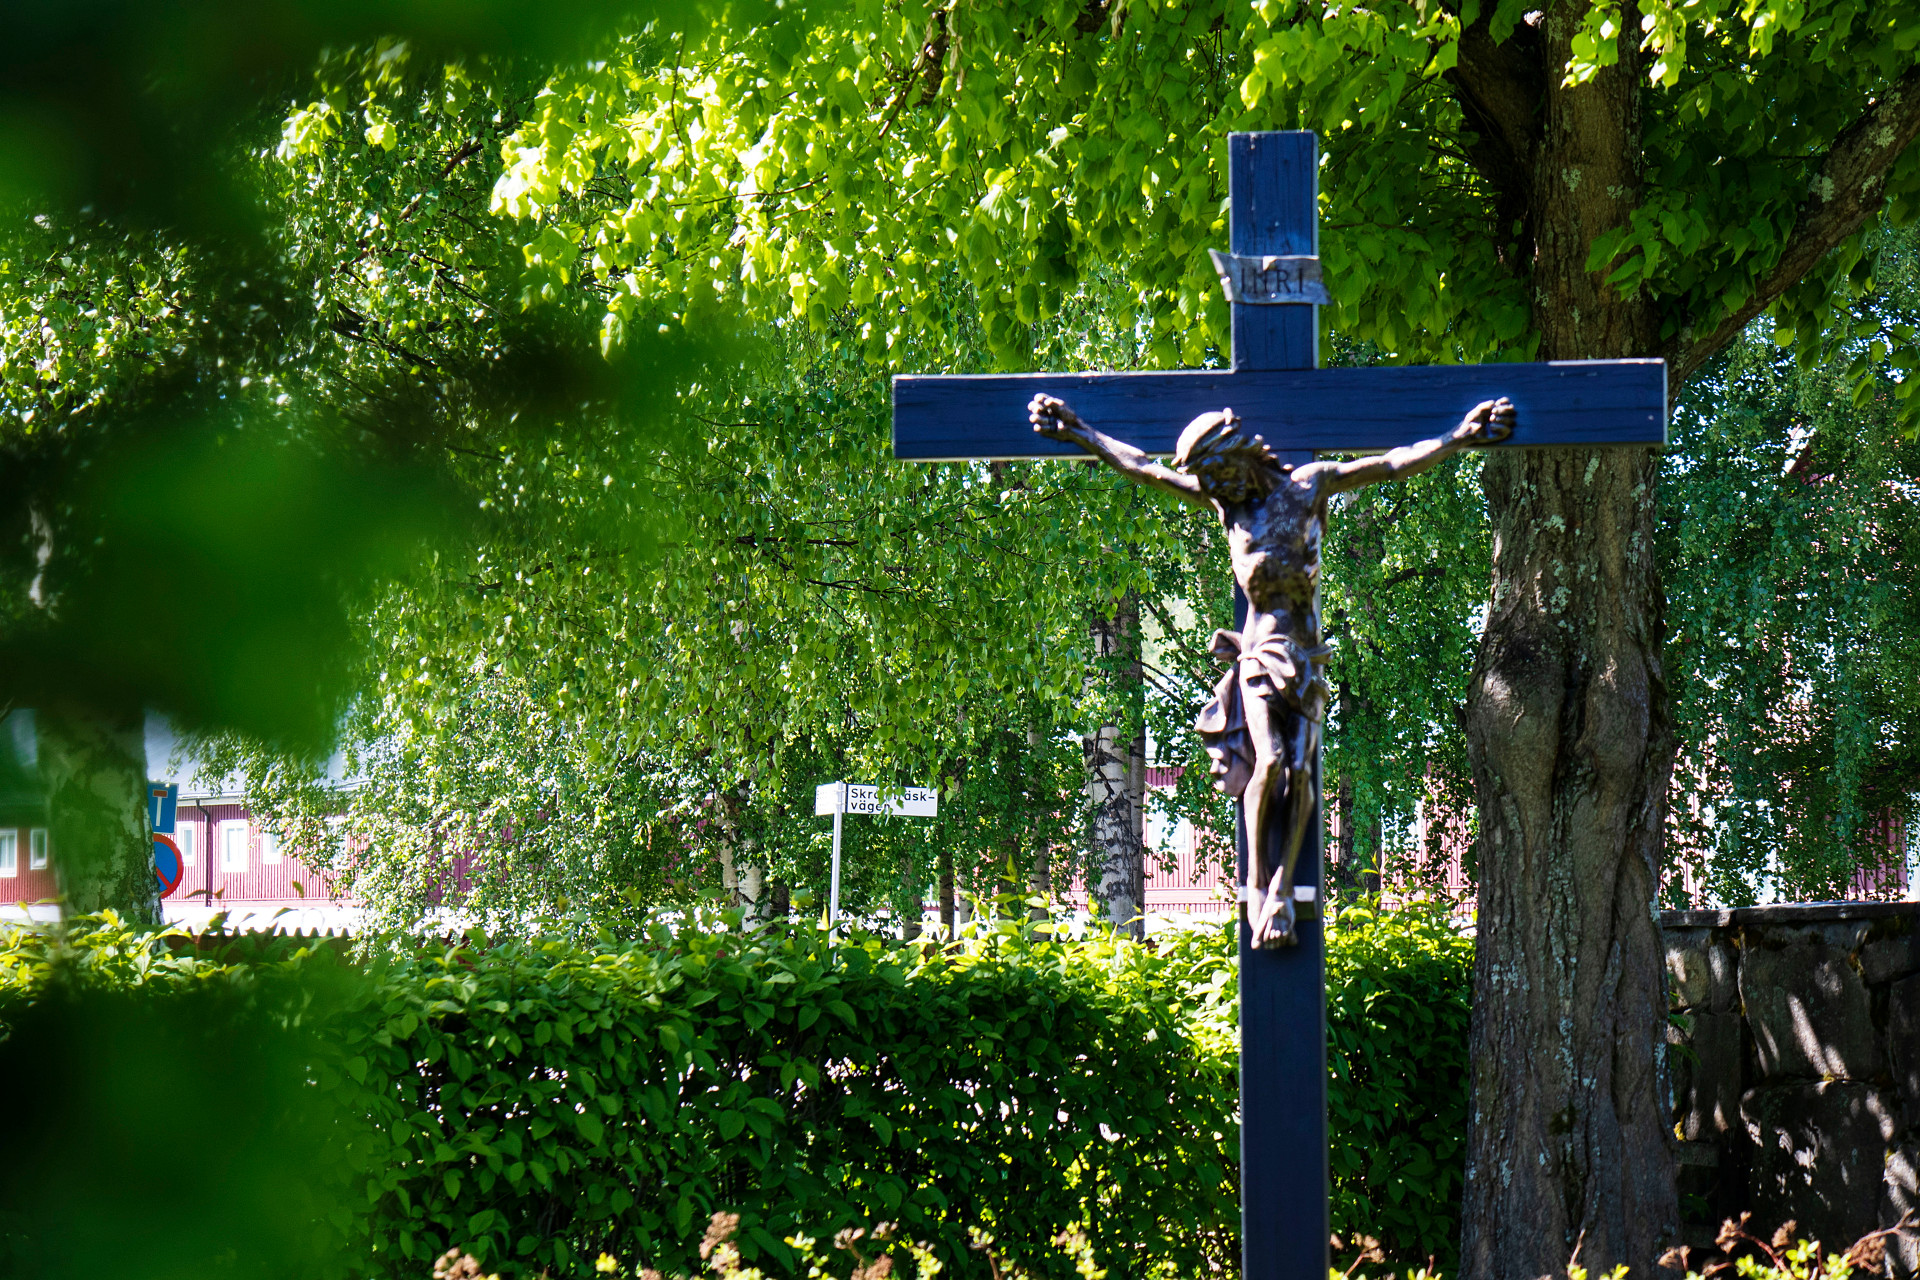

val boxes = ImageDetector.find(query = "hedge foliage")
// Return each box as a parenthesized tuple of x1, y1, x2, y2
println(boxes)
(1146, 902, 1475, 1272)
(1324, 903, 1475, 1270)
(0, 914, 1236, 1279)
(0, 903, 1474, 1280)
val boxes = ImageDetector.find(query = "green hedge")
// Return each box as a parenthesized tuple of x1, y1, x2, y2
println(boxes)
(0, 916, 1237, 1280)
(1324, 903, 1474, 1271)
(0, 904, 1471, 1280)
(1146, 902, 1475, 1273)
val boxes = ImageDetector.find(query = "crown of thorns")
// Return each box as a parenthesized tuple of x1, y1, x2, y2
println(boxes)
(1173, 408, 1280, 471)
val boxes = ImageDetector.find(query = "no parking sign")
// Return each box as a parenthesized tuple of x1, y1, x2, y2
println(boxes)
(151, 833, 183, 897)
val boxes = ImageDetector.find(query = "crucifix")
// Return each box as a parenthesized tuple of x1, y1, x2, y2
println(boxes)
(890, 131, 1665, 1278)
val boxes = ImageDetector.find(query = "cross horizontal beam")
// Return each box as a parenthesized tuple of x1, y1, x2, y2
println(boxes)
(892, 359, 1668, 461)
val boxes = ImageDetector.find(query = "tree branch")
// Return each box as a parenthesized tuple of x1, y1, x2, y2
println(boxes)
(1666, 63, 1920, 386)
(397, 139, 483, 223)
(1073, 1, 1112, 36)
(1443, 13, 1545, 275)
(1377, 562, 1447, 591)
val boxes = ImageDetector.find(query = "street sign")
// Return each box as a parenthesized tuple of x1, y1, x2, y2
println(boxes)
(812, 781, 940, 926)
(814, 782, 939, 817)
(152, 833, 184, 897)
(148, 783, 178, 835)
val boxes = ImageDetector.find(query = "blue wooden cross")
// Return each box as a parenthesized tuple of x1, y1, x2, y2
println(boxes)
(891, 131, 1666, 1279)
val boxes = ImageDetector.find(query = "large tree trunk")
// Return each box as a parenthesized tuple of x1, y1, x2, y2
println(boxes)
(39, 702, 158, 924)
(1084, 595, 1145, 939)
(1456, 6, 1679, 1276)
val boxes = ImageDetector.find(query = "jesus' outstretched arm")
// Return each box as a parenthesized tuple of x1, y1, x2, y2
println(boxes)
(1028, 394, 1210, 509)
(1304, 397, 1515, 496)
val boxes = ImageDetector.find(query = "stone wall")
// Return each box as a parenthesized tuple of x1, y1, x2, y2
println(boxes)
(1665, 901, 1919, 1273)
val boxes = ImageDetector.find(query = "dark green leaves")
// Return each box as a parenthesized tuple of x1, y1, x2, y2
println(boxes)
(0, 960, 369, 1280)
(2, 913, 1246, 1279)
(0, 0, 717, 232)
(0, 408, 459, 751)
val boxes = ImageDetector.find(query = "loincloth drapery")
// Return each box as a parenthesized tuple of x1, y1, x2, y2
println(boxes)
(1193, 627, 1332, 798)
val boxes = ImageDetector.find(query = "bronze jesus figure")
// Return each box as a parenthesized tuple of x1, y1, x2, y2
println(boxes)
(1029, 392, 1515, 948)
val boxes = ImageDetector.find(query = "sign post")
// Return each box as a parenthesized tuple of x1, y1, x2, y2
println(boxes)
(814, 782, 939, 927)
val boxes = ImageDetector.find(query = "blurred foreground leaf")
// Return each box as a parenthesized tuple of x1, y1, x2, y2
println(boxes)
(0, 967, 366, 1280)
(0, 0, 713, 233)
(0, 406, 457, 751)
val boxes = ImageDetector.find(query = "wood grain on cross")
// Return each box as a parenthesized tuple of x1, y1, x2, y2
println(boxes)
(890, 131, 1666, 1280)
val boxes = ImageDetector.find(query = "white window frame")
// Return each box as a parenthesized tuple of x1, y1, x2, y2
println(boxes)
(0, 831, 15, 878)
(174, 822, 195, 867)
(28, 828, 47, 870)
(260, 828, 283, 865)
(218, 820, 250, 872)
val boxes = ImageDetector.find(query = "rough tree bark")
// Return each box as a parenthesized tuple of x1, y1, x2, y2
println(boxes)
(1451, 7, 1677, 1276)
(1084, 594, 1145, 939)
(1443, 17, 1920, 1268)
(937, 844, 955, 937)
(1026, 723, 1052, 922)
(39, 701, 159, 924)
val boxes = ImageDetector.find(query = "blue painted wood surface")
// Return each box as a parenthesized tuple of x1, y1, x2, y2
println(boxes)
(1233, 468, 1330, 1280)
(892, 360, 1668, 460)
(1231, 132, 1318, 371)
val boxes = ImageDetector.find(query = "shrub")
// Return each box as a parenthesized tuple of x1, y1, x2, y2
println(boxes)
(1325, 902, 1474, 1272)
(1145, 900, 1474, 1273)
(0, 915, 1235, 1280)
(0, 970, 370, 1280)
(0, 902, 1473, 1279)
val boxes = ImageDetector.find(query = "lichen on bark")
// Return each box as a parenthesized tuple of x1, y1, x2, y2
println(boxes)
(39, 702, 159, 926)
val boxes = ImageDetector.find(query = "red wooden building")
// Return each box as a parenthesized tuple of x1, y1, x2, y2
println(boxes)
(0, 711, 355, 930)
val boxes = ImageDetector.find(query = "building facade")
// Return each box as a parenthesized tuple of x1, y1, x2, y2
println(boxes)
(0, 711, 357, 932)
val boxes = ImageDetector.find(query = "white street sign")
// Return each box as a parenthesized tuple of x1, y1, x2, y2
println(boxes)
(814, 782, 938, 818)
(813, 781, 939, 927)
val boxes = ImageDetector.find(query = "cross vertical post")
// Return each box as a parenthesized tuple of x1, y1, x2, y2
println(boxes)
(1229, 130, 1329, 1280)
